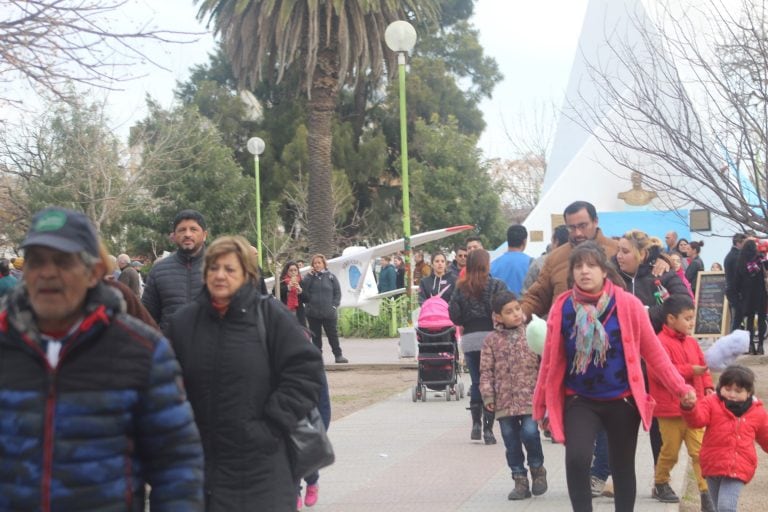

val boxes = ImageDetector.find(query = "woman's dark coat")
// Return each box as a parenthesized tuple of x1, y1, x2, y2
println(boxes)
(167, 283, 324, 511)
(301, 270, 341, 320)
(616, 257, 690, 332)
(734, 258, 768, 314)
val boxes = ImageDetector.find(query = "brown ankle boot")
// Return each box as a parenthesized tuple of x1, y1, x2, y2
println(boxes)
(530, 466, 548, 496)
(507, 475, 531, 500)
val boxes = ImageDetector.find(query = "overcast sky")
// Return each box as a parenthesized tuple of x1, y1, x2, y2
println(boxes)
(6, 0, 590, 162)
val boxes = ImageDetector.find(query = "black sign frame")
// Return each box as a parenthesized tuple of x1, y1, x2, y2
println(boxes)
(693, 271, 729, 338)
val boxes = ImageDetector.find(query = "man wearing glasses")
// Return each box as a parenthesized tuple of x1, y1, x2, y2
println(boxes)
(449, 246, 469, 277)
(521, 201, 618, 319)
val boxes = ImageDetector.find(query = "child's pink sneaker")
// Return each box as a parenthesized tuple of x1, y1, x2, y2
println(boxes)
(296, 495, 303, 510)
(304, 484, 319, 507)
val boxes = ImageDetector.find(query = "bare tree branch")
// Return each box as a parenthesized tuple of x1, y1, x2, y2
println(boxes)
(0, 0, 200, 104)
(567, 0, 768, 234)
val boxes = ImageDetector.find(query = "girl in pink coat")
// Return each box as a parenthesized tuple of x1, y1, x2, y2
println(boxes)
(533, 241, 695, 512)
(682, 365, 768, 512)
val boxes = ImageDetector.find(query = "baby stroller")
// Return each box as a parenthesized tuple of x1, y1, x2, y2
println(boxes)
(412, 291, 464, 402)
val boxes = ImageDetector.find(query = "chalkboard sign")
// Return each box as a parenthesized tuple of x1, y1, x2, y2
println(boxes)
(693, 271, 729, 338)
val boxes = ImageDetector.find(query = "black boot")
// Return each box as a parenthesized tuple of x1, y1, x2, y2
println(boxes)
(482, 408, 497, 445)
(469, 403, 482, 441)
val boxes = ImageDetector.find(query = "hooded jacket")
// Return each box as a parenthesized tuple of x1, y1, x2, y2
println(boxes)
(532, 286, 691, 443)
(167, 284, 323, 511)
(0, 283, 203, 511)
(480, 326, 539, 418)
(301, 270, 341, 320)
(682, 393, 768, 483)
(649, 325, 714, 417)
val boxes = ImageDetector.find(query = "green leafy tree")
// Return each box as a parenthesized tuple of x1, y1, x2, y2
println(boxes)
(196, 0, 441, 256)
(408, 117, 504, 246)
(127, 101, 253, 257)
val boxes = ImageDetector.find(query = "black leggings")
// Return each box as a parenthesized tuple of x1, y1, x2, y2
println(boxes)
(564, 395, 641, 512)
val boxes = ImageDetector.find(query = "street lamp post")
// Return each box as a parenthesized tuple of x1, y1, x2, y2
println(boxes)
(246, 136, 266, 269)
(385, 20, 417, 311)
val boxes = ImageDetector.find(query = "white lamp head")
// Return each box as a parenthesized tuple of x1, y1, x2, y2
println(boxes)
(385, 20, 417, 54)
(246, 137, 265, 156)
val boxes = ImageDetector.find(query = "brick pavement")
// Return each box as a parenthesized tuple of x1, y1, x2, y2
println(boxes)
(308, 337, 686, 511)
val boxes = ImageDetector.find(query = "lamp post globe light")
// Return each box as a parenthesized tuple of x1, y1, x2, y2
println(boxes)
(385, 20, 416, 307)
(246, 136, 266, 269)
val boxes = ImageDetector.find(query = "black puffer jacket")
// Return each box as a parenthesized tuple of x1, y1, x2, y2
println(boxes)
(301, 270, 341, 320)
(142, 249, 205, 334)
(617, 262, 689, 332)
(167, 284, 323, 512)
(448, 276, 507, 334)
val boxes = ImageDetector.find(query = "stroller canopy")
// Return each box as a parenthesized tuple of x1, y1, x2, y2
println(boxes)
(418, 295, 453, 330)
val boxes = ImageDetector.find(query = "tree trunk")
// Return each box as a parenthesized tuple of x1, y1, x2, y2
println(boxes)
(307, 44, 339, 257)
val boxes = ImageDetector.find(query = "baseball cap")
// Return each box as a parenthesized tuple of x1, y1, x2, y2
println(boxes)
(21, 207, 99, 257)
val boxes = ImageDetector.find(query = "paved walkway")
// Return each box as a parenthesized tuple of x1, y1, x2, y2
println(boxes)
(310, 337, 687, 511)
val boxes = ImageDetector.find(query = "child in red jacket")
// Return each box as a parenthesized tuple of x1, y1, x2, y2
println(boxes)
(649, 295, 715, 509)
(682, 365, 768, 512)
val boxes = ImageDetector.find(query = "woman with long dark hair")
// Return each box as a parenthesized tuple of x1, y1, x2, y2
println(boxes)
(449, 249, 507, 444)
(734, 239, 767, 355)
(276, 260, 304, 316)
(418, 252, 456, 304)
(533, 241, 695, 512)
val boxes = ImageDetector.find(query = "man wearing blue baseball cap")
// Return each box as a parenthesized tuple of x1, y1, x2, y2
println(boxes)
(0, 207, 204, 511)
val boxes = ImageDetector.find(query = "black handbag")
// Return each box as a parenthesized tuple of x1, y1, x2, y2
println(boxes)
(287, 406, 335, 480)
(255, 296, 335, 480)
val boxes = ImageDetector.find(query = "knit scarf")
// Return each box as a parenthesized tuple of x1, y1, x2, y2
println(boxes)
(570, 280, 614, 375)
(283, 276, 299, 311)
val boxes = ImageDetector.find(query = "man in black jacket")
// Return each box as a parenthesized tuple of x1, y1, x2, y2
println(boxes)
(142, 209, 208, 334)
(724, 232, 747, 332)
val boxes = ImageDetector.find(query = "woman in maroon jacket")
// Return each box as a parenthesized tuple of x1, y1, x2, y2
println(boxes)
(533, 241, 695, 512)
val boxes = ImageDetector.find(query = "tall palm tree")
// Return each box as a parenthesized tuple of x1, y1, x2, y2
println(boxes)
(196, 0, 440, 256)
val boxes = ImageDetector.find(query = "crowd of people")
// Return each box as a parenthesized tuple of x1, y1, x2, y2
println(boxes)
(1, 201, 768, 512)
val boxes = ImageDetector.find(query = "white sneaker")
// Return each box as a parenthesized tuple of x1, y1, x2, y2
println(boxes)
(590, 476, 606, 497)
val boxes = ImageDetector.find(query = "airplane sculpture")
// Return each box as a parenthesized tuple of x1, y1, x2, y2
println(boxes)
(265, 225, 474, 315)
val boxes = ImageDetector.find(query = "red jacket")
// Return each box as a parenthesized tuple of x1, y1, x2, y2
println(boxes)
(532, 286, 691, 443)
(682, 393, 768, 483)
(649, 325, 714, 417)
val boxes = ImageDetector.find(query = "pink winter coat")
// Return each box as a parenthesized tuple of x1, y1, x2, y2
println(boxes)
(532, 286, 692, 443)
(682, 393, 768, 483)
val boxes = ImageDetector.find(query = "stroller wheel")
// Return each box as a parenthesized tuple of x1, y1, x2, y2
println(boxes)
(453, 386, 461, 401)
(420, 385, 427, 402)
(458, 381, 465, 399)
(445, 385, 452, 401)
(412, 385, 418, 402)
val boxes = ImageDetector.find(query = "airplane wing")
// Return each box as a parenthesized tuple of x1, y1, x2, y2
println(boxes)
(265, 225, 474, 315)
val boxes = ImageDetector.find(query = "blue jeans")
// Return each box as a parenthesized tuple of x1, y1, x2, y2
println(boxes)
(706, 476, 743, 512)
(499, 415, 544, 475)
(591, 429, 611, 480)
(464, 350, 482, 404)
